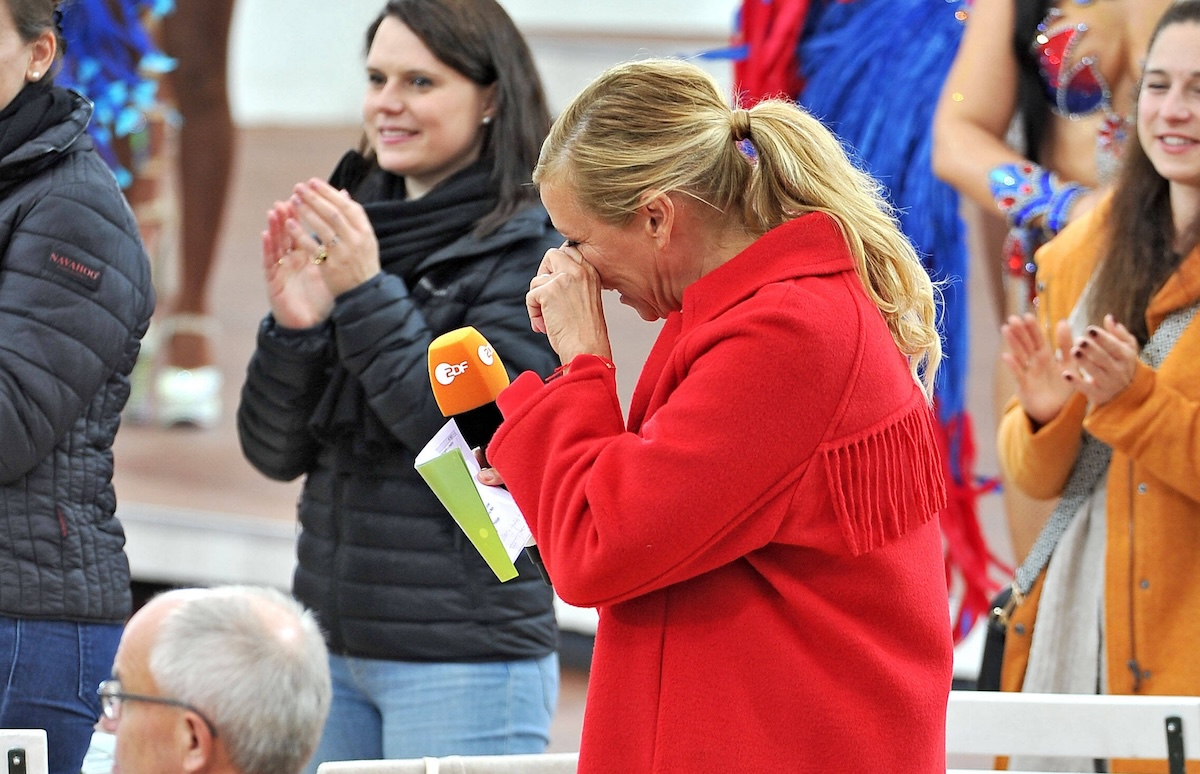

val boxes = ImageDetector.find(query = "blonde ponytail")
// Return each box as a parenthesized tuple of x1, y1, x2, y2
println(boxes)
(740, 100, 942, 397)
(536, 59, 942, 397)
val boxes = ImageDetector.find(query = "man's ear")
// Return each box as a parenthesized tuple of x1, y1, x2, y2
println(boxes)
(179, 712, 216, 773)
(640, 191, 675, 249)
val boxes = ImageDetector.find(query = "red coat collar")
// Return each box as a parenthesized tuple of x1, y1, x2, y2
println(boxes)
(681, 211, 854, 329)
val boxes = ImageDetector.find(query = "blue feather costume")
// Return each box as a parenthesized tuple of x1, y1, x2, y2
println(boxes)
(796, 0, 1005, 638)
(57, 0, 175, 188)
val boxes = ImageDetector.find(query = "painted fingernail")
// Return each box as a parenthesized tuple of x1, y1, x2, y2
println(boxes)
(1087, 328, 1099, 338)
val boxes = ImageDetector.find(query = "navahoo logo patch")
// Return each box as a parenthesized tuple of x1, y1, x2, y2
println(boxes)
(46, 250, 102, 290)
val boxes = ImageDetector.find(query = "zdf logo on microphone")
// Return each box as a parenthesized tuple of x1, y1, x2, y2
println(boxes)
(434, 361, 470, 385)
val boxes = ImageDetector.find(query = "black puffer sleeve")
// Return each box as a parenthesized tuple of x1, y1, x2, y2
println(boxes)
(0, 174, 153, 483)
(237, 317, 336, 481)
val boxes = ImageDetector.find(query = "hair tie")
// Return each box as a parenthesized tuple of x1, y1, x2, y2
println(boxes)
(731, 108, 752, 142)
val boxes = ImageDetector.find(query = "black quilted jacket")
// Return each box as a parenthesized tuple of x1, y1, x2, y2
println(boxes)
(238, 200, 560, 661)
(0, 90, 155, 622)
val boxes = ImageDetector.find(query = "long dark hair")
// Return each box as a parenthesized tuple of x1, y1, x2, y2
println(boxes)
(364, 0, 550, 236)
(1089, 0, 1200, 343)
(1013, 0, 1053, 161)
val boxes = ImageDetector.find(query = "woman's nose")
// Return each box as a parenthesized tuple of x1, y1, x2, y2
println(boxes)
(1162, 87, 1193, 120)
(375, 86, 406, 113)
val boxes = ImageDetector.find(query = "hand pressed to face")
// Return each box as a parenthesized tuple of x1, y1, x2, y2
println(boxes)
(527, 243, 612, 365)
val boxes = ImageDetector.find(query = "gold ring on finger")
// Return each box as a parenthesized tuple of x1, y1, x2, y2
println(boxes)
(312, 247, 329, 265)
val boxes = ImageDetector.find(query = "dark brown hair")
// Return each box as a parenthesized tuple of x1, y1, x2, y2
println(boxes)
(1089, 0, 1200, 343)
(1012, 0, 1054, 162)
(364, 0, 550, 236)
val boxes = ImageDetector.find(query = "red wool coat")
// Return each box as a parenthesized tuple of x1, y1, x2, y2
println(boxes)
(489, 213, 953, 773)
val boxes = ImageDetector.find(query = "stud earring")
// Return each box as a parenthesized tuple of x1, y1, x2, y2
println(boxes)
(482, 116, 492, 125)
(29, 72, 40, 81)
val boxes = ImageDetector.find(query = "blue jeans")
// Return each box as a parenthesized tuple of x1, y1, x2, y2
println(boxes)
(0, 616, 122, 774)
(303, 652, 559, 773)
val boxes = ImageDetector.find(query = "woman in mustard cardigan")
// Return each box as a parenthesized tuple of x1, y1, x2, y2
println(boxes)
(998, 3, 1200, 771)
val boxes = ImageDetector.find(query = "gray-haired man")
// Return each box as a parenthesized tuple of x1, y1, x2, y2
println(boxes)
(95, 586, 331, 774)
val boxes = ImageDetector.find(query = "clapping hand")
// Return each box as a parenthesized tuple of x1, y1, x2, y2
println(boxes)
(261, 200, 335, 329)
(260, 179, 383, 329)
(1002, 312, 1140, 427)
(1061, 314, 1139, 407)
(288, 179, 381, 298)
(1000, 313, 1074, 427)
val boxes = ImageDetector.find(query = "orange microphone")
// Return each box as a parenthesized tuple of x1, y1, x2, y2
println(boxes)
(428, 326, 511, 452)
(428, 327, 552, 585)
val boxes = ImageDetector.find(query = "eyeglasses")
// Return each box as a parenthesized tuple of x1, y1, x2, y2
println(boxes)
(97, 678, 219, 738)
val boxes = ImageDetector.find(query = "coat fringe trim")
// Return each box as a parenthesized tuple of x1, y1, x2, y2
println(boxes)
(822, 402, 947, 557)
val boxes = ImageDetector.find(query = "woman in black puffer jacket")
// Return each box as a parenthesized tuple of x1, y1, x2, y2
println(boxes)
(0, 1, 154, 772)
(237, 1, 560, 770)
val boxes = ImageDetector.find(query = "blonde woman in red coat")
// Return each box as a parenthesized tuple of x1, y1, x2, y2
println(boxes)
(481, 58, 953, 773)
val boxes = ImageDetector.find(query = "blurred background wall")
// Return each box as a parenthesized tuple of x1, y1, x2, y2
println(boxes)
(228, 0, 740, 124)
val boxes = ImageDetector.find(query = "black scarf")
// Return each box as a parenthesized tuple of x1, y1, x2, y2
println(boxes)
(0, 81, 76, 180)
(330, 152, 498, 283)
(309, 155, 501, 450)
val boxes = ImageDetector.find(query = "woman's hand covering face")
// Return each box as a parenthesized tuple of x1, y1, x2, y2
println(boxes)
(526, 243, 612, 364)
